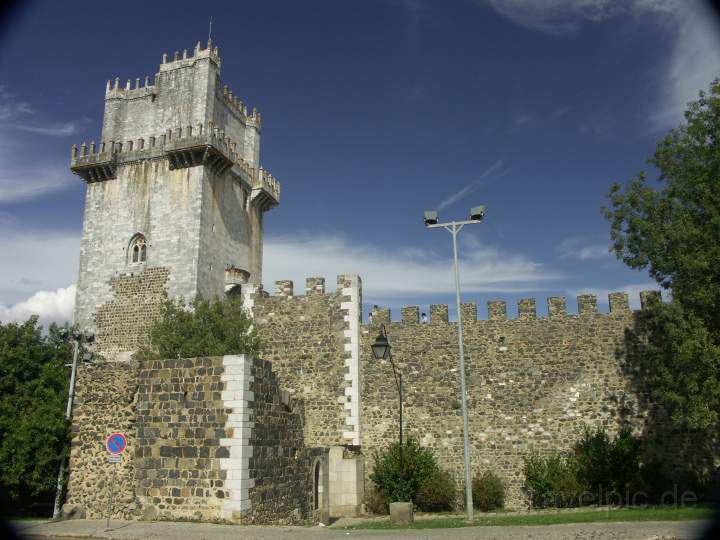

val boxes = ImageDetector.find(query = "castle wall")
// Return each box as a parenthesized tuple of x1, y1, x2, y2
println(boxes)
(249, 276, 362, 448)
(66, 355, 326, 524)
(196, 169, 263, 299)
(360, 295, 649, 508)
(74, 160, 204, 335)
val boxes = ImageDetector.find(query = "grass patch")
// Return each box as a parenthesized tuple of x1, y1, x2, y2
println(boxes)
(341, 506, 717, 530)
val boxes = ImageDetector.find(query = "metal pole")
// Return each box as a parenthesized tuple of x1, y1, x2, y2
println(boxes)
(451, 223, 474, 520)
(398, 371, 404, 500)
(53, 338, 80, 520)
(106, 463, 117, 530)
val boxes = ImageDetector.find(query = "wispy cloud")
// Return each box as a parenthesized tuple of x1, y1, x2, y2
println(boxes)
(558, 236, 611, 260)
(16, 122, 81, 137)
(484, 0, 679, 35)
(0, 87, 82, 202)
(264, 232, 562, 301)
(0, 152, 75, 203)
(437, 159, 505, 210)
(514, 113, 532, 126)
(650, 2, 720, 131)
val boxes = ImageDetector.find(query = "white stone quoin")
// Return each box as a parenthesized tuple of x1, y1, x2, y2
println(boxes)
(340, 275, 361, 446)
(218, 354, 255, 520)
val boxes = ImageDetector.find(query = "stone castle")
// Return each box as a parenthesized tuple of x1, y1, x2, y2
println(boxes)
(64, 42, 681, 524)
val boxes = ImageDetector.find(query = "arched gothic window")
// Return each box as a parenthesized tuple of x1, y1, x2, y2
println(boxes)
(129, 234, 147, 264)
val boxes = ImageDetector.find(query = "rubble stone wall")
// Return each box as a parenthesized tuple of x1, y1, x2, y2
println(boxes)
(361, 294, 660, 508)
(249, 275, 362, 448)
(93, 267, 169, 360)
(65, 361, 140, 519)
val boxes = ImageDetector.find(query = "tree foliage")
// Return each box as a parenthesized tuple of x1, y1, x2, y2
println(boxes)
(135, 296, 261, 361)
(0, 317, 72, 504)
(604, 79, 720, 434)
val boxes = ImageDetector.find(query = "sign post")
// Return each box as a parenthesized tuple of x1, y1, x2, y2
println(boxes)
(104, 433, 127, 530)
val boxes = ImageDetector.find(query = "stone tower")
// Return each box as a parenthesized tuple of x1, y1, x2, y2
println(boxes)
(70, 41, 280, 356)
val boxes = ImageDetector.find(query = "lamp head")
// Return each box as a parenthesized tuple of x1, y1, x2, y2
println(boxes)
(424, 210, 438, 226)
(470, 205, 486, 222)
(371, 333, 391, 360)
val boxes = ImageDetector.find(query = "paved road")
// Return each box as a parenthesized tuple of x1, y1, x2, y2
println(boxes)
(10, 518, 717, 540)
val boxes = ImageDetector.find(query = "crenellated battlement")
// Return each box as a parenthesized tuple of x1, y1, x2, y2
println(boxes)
(159, 39, 221, 71)
(219, 83, 262, 128)
(367, 291, 660, 325)
(70, 121, 280, 207)
(105, 76, 157, 100)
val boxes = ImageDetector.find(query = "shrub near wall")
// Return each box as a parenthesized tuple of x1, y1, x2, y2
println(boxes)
(472, 471, 506, 511)
(369, 438, 455, 512)
(523, 427, 647, 508)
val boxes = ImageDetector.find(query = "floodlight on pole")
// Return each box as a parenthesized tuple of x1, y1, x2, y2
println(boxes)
(423, 206, 487, 521)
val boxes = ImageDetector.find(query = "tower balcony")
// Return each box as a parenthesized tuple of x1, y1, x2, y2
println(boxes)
(70, 143, 117, 182)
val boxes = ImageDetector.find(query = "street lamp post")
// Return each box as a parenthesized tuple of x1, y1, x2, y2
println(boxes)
(370, 324, 405, 500)
(52, 330, 94, 520)
(423, 205, 486, 521)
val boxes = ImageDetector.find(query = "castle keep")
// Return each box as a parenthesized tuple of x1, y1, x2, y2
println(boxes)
(65, 42, 681, 524)
(72, 40, 278, 360)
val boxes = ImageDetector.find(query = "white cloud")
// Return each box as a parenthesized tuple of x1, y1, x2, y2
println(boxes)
(484, 0, 680, 34)
(650, 2, 720, 131)
(0, 228, 80, 306)
(0, 285, 75, 328)
(438, 159, 505, 210)
(558, 237, 611, 260)
(264, 233, 562, 300)
(570, 282, 667, 309)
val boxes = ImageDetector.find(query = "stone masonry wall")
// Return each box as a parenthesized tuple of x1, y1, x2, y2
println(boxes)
(65, 362, 141, 519)
(361, 293, 662, 509)
(94, 267, 169, 360)
(249, 275, 362, 448)
(67, 355, 324, 524)
(245, 356, 328, 524)
(134, 357, 228, 521)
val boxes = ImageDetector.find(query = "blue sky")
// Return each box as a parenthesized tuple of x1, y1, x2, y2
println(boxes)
(0, 0, 718, 325)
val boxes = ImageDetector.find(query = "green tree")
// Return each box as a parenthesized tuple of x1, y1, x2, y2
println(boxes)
(135, 296, 261, 360)
(0, 317, 72, 507)
(604, 79, 720, 434)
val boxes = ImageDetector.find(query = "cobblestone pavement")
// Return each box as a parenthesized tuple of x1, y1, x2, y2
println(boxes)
(10, 518, 717, 540)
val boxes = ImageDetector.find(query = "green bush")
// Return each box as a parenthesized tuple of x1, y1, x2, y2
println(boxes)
(523, 453, 586, 508)
(575, 426, 642, 504)
(416, 469, 456, 512)
(370, 438, 447, 507)
(472, 470, 505, 511)
(365, 483, 388, 515)
(135, 296, 261, 360)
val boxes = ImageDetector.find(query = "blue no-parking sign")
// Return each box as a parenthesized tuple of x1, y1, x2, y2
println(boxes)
(105, 432, 127, 455)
